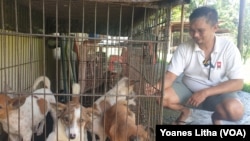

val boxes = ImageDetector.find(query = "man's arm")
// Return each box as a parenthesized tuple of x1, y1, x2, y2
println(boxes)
(187, 79, 244, 107)
(202, 79, 244, 97)
(162, 71, 178, 90)
(145, 71, 178, 95)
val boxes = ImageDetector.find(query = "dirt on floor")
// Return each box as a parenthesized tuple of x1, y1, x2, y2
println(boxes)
(162, 108, 181, 124)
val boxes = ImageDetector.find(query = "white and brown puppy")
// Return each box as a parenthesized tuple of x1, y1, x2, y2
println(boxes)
(32, 76, 57, 135)
(46, 83, 98, 141)
(103, 100, 151, 141)
(87, 76, 137, 141)
(0, 76, 56, 141)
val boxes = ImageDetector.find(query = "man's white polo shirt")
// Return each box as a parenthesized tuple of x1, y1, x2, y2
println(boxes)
(168, 36, 244, 92)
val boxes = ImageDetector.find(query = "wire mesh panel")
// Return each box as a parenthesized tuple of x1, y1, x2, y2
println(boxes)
(0, 33, 44, 92)
(0, 0, 188, 140)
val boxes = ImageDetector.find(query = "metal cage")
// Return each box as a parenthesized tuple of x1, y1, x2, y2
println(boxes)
(0, 0, 189, 141)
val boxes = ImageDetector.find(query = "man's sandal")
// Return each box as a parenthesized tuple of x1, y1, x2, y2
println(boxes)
(172, 108, 193, 125)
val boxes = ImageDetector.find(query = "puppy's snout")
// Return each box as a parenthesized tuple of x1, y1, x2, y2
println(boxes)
(69, 133, 76, 139)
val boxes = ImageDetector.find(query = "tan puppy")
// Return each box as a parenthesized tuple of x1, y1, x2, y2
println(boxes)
(46, 83, 98, 141)
(88, 77, 137, 141)
(103, 100, 151, 141)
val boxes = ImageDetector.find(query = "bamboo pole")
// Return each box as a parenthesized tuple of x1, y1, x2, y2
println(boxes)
(180, 3, 185, 43)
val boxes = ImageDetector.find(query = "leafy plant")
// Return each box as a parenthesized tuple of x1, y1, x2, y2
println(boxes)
(172, 0, 250, 63)
(243, 83, 250, 93)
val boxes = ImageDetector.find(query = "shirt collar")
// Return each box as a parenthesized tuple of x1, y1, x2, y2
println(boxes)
(213, 36, 221, 53)
(193, 35, 220, 53)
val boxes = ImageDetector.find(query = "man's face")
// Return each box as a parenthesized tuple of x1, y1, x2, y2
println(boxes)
(189, 17, 218, 46)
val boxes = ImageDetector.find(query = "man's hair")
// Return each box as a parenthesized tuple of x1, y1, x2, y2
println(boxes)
(189, 6, 218, 26)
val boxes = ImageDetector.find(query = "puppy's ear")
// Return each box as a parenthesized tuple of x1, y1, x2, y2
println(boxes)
(85, 107, 100, 118)
(8, 96, 27, 110)
(50, 102, 67, 117)
(99, 100, 111, 113)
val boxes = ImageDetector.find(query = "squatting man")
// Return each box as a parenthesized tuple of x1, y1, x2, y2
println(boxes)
(145, 6, 244, 125)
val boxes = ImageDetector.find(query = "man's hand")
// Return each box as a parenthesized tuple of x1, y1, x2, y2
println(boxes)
(145, 83, 160, 95)
(186, 90, 208, 107)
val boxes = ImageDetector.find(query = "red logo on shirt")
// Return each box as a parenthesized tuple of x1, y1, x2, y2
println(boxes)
(217, 61, 221, 68)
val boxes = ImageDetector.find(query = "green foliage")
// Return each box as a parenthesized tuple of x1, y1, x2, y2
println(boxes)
(242, 2, 250, 64)
(243, 83, 250, 93)
(215, 1, 239, 39)
(171, 0, 250, 63)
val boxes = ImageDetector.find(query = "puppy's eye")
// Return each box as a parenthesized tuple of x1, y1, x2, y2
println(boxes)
(79, 118, 84, 123)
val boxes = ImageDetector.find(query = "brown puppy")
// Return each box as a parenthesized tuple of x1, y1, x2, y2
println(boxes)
(88, 77, 137, 141)
(103, 100, 150, 141)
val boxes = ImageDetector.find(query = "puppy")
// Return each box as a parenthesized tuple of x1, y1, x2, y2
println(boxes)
(46, 83, 98, 141)
(103, 100, 150, 141)
(32, 76, 57, 135)
(0, 76, 56, 141)
(87, 76, 137, 141)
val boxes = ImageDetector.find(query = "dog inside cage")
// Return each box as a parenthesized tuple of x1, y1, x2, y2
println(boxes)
(0, 0, 189, 141)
